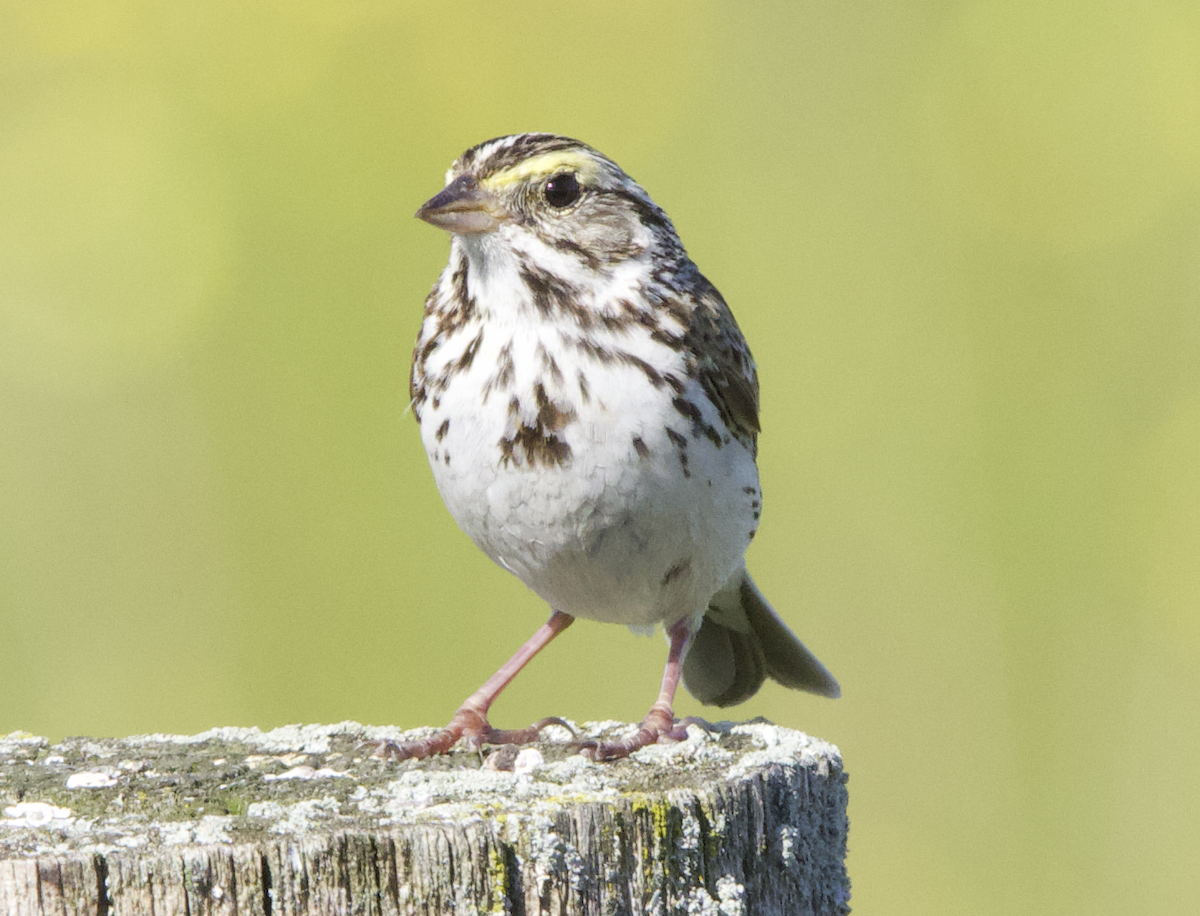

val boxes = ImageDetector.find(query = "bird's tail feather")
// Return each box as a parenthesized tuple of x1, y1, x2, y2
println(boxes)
(682, 570, 840, 707)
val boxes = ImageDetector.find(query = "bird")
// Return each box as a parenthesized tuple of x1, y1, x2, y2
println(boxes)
(384, 133, 839, 762)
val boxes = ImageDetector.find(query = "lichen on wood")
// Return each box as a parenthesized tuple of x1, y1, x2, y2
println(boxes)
(0, 720, 849, 915)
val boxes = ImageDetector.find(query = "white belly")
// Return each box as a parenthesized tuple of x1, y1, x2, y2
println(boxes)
(418, 327, 760, 628)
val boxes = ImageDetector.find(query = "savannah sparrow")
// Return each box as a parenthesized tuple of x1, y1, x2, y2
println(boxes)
(387, 133, 839, 762)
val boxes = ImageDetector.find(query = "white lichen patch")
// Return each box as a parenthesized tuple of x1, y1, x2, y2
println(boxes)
(2, 802, 74, 828)
(725, 722, 842, 780)
(0, 732, 48, 752)
(675, 806, 703, 854)
(524, 812, 587, 898)
(264, 765, 350, 781)
(513, 747, 543, 775)
(160, 815, 233, 846)
(629, 727, 735, 769)
(715, 875, 747, 915)
(125, 721, 405, 756)
(246, 796, 342, 834)
(65, 771, 118, 789)
(779, 824, 798, 865)
(683, 875, 746, 916)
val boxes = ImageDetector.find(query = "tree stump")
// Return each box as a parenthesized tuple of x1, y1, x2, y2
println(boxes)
(0, 720, 849, 915)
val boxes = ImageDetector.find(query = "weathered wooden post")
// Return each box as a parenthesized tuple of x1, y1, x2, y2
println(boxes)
(0, 721, 849, 915)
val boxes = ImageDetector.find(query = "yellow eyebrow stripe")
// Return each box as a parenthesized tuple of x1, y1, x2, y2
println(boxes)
(481, 151, 601, 191)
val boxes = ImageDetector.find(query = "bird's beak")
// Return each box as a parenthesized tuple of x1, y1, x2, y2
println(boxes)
(416, 174, 509, 234)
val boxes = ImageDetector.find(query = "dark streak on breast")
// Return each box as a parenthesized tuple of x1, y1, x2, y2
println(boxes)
(672, 397, 724, 448)
(665, 427, 690, 478)
(537, 343, 564, 384)
(521, 265, 591, 327)
(455, 330, 484, 371)
(482, 341, 515, 402)
(498, 385, 577, 469)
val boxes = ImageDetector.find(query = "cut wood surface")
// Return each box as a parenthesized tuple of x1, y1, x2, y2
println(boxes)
(0, 720, 849, 915)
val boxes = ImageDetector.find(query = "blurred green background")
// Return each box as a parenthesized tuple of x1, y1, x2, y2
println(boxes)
(2, 1, 1198, 912)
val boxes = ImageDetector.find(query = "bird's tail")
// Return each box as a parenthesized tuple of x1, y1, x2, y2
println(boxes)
(681, 570, 841, 707)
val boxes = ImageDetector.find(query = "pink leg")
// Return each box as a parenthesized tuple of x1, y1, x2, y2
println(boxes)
(375, 611, 575, 761)
(582, 616, 695, 761)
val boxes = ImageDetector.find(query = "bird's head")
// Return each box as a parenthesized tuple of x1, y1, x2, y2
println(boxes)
(417, 133, 682, 272)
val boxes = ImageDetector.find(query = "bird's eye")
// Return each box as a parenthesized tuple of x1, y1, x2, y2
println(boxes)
(543, 172, 581, 208)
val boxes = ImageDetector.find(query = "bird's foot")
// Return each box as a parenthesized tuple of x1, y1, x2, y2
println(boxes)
(578, 705, 700, 761)
(370, 708, 573, 762)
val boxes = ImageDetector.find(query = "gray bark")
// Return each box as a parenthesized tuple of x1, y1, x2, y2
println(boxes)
(0, 720, 849, 915)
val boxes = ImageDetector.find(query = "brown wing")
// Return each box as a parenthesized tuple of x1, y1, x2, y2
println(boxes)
(682, 276, 761, 456)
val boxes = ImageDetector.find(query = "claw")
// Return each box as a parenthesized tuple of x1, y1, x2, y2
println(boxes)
(576, 704, 690, 761)
(369, 711, 573, 762)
